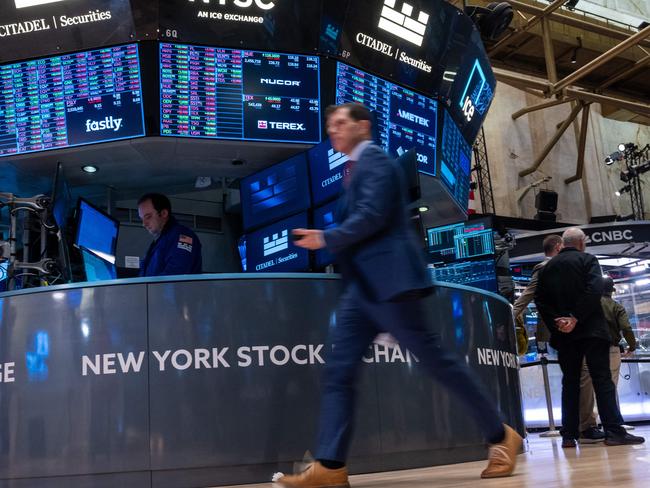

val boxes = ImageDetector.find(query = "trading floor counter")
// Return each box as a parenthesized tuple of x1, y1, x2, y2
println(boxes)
(0, 274, 524, 488)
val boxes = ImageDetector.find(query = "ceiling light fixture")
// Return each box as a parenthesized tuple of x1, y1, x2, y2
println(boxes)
(82, 165, 98, 173)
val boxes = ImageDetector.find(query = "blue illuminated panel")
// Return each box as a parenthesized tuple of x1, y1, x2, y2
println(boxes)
(0, 44, 145, 157)
(81, 248, 117, 282)
(335, 62, 437, 176)
(439, 109, 472, 212)
(240, 153, 311, 231)
(75, 199, 120, 262)
(308, 138, 347, 206)
(160, 43, 321, 143)
(246, 212, 309, 273)
(313, 199, 339, 268)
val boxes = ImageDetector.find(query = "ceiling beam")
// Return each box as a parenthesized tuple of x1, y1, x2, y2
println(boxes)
(565, 104, 591, 184)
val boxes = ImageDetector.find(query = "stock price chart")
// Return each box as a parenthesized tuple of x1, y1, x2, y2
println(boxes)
(0, 44, 145, 157)
(160, 43, 321, 143)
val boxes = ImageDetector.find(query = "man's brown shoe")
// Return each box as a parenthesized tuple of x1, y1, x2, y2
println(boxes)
(480, 424, 523, 479)
(275, 461, 350, 488)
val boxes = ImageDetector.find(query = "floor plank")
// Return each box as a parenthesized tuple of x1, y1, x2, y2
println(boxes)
(215, 425, 650, 488)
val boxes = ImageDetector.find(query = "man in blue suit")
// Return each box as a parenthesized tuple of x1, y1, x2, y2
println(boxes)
(279, 103, 521, 488)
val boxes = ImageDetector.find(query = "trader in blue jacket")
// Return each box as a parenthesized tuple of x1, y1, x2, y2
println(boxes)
(137, 193, 202, 277)
(279, 103, 521, 488)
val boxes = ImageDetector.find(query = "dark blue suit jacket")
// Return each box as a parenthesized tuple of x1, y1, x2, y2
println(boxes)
(324, 144, 431, 302)
(140, 217, 203, 277)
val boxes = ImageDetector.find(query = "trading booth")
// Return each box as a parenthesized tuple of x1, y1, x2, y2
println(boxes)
(0, 2, 523, 487)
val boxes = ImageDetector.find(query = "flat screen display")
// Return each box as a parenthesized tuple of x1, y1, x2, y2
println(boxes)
(160, 43, 321, 143)
(313, 199, 339, 268)
(240, 152, 311, 231)
(0, 44, 145, 157)
(430, 258, 497, 293)
(307, 137, 348, 206)
(336, 62, 437, 176)
(74, 199, 120, 263)
(81, 248, 117, 282)
(246, 212, 309, 273)
(438, 108, 472, 212)
(427, 218, 494, 264)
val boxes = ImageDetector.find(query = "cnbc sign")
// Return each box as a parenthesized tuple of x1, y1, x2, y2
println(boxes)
(349, 0, 433, 74)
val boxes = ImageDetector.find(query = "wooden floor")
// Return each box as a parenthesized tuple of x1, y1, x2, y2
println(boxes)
(217, 424, 650, 488)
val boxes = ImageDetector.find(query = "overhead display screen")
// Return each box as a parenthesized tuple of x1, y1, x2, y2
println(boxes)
(240, 152, 311, 231)
(0, 0, 136, 64)
(438, 108, 472, 212)
(321, 0, 457, 95)
(0, 43, 145, 158)
(336, 62, 437, 176)
(160, 43, 321, 143)
(159, 0, 320, 55)
(246, 212, 309, 273)
(430, 258, 497, 293)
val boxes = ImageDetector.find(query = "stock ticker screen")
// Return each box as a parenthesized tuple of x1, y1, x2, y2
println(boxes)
(427, 219, 494, 264)
(335, 62, 437, 176)
(160, 43, 321, 143)
(427, 218, 497, 292)
(0, 44, 145, 157)
(439, 108, 472, 212)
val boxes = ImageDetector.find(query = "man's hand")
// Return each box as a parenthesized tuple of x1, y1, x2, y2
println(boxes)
(555, 316, 577, 333)
(622, 348, 635, 358)
(292, 229, 326, 250)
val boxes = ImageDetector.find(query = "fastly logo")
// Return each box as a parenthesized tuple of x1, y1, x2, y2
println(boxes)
(188, 0, 275, 9)
(328, 148, 348, 171)
(263, 230, 288, 257)
(378, 0, 429, 47)
(85, 117, 123, 133)
(261, 79, 301, 86)
(15, 0, 65, 8)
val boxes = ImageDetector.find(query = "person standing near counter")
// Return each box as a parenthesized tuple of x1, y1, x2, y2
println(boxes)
(279, 103, 522, 488)
(137, 193, 202, 277)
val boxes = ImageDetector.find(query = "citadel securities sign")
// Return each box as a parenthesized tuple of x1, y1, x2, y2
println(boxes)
(159, 0, 320, 54)
(322, 0, 460, 95)
(0, 0, 135, 63)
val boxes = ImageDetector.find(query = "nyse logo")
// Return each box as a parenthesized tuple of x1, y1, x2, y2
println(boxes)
(328, 148, 349, 171)
(378, 0, 429, 47)
(15, 0, 65, 8)
(258, 121, 306, 131)
(397, 109, 429, 127)
(188, 0, 275, 9)
(263, 230, 289, 257)
(261, 79, 301, 87)
(85, 116, 123, 133)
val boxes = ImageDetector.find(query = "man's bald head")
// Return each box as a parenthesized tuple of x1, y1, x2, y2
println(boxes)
(562, 227, 587, 251)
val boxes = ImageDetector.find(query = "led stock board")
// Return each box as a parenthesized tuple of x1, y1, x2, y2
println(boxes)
(0, 43, 145, 157)
(160, 43, 321, 143)
(438, 108, 472, 212)
(335, 61, 437, 176)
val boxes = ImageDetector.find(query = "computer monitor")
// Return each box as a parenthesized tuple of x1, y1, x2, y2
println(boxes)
(74, 198, 120, 264)
(80, 248, 117, 282)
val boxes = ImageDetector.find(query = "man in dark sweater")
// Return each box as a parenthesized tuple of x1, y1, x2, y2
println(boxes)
(535, 227, 644, 447)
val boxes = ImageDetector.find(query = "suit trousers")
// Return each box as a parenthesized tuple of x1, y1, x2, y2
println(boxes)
(557, 338, 624, 439)
(578, 345, 623, 432)
(314, 283, 505, 462)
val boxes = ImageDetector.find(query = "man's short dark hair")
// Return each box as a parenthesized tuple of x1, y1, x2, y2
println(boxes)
(138, 193, 172, 214)
(542, 234, 562, 255)
(325, 103, 372, 123)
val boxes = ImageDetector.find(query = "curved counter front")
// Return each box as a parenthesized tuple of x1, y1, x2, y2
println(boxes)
(0, 274, 523, 488)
